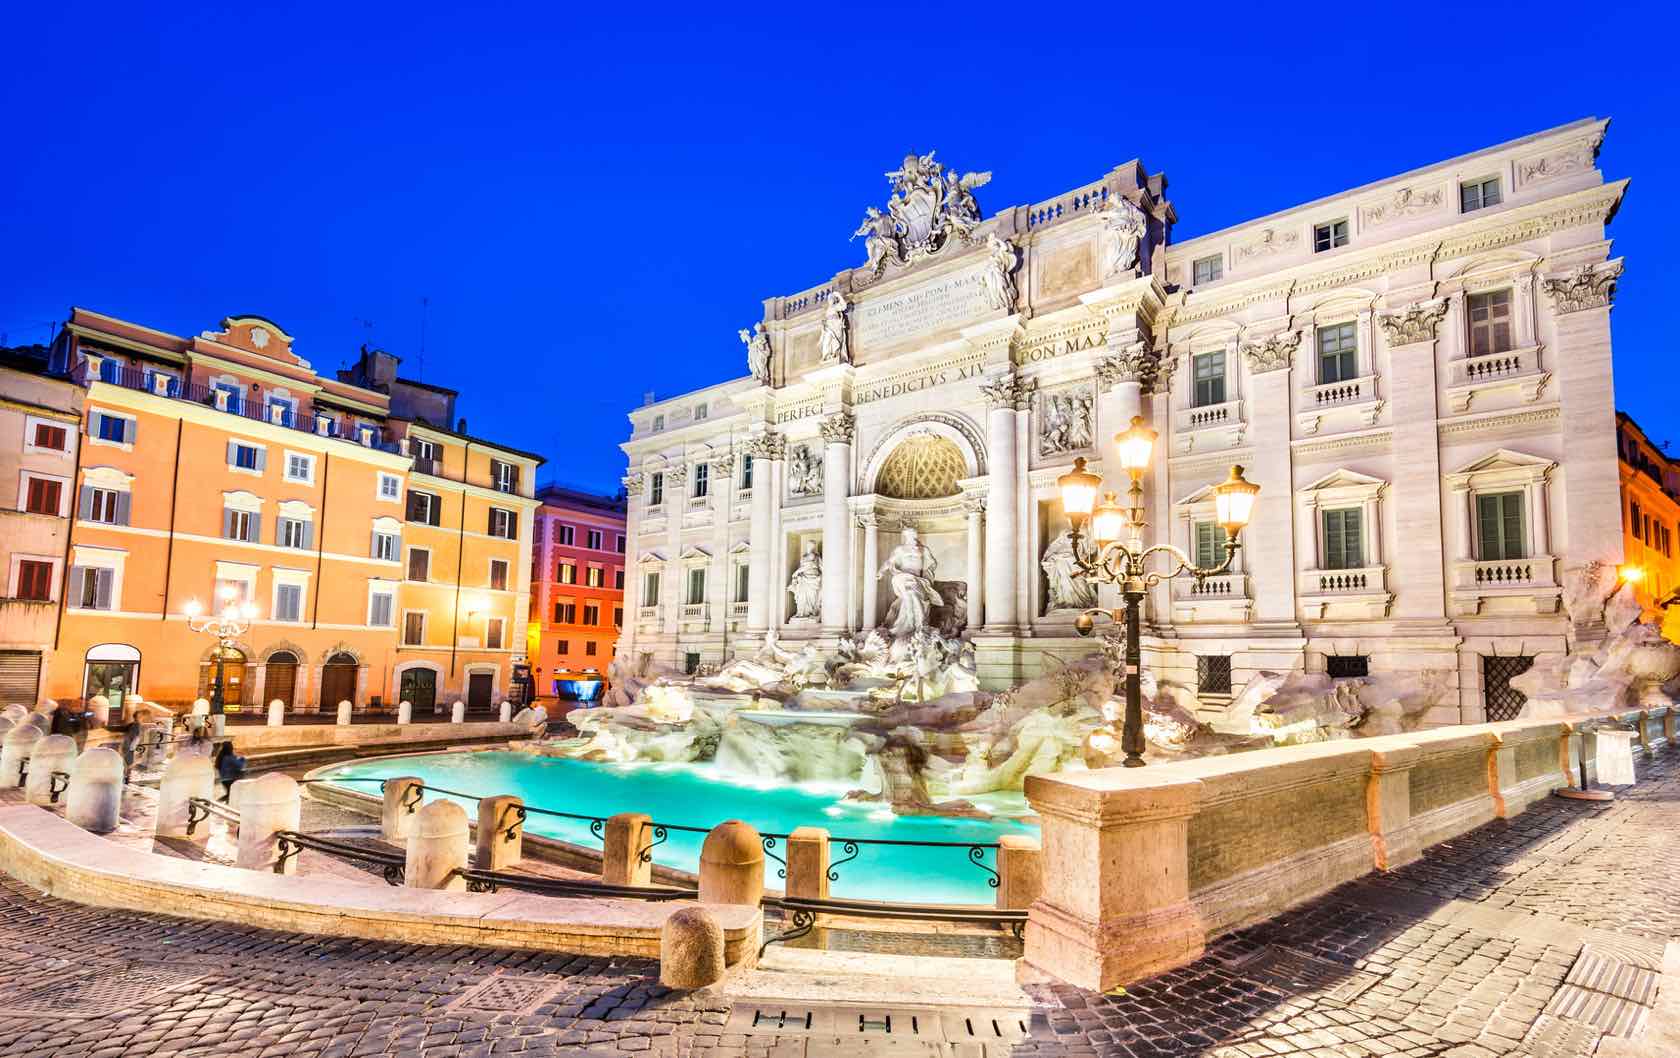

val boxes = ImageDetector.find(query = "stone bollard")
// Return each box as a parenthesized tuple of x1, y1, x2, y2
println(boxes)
(191, 698, 210, 718)
(88, 694, 110, 728)
(25, 735, 77, 806)
(227, 776, 255, 815)
(267, 699, 285, 727)
(699, 819, 764, 906)
(498, 701, 512, 724)
(156, 754, 215, 840)
(336, 700, 352, 726)
(476, 795, 524, 870)
(405, 799, 468, 890)
(236, 773, 302, 873)
(604, 812, 653, 887)
(0, 723, 44, 789)
(786, 826, 830, 901)
(660, 906, 726, 989)
(381, 776, 425, 841)
(997, 834, 1045, 911)
(397, 699, 412, 725)
(451, 700, 465, 724)
(0, 704, 26, 724)
(211, 714, 226, 738)
(65, 748, 124, 833)
(0, 717, 13, 742)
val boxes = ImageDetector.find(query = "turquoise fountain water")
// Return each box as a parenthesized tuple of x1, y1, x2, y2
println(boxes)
(317, 750, 1039, 904)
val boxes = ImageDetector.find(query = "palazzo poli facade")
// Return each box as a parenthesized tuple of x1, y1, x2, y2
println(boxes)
(618, 118, 1628, 726)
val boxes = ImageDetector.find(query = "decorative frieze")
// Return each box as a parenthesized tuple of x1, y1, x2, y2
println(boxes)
(979, 374, 1036, 411)
(1377, 300, 1449, 346)
(1359, 185, 1444, 228)
(1241, 330, 1301, 374)
(1541, 259, 1622, 315)
(819, 412, 856, 445)
(1235, 227, 1298, 260)
(621, 472, 644, 492)
(1515, 133, 1602, 188)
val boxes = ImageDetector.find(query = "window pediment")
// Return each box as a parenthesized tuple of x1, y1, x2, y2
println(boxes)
(1300, 468, 1388, 504)
(1448, 448, 1556, 487)
(277, 498, 315, 519)
(222, 490, 263, 512)
(82, 465, 135, 488)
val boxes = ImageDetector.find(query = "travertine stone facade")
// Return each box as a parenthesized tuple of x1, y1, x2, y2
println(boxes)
(619, 120, 1628, 724)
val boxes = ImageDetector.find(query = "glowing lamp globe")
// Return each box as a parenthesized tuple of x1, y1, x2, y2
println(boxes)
(1114, 415, 1157, 475)
(1091, 492, 1128, 545)
(183, 599, 203, 619)
(1214, 464, 1260, 534)
(239, 601, 258, 621)
(1621, 565, 1646, 584)
(1056, 456, 1102, 521)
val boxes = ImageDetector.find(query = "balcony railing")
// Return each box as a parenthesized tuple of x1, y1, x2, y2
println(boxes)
(1304, 375, 1376, 409)
(1172, 575, 1245, 600)
(1300, 566, 1386, 595)
(90, 361, 396, 454)
(1178, 399, 1242, 433)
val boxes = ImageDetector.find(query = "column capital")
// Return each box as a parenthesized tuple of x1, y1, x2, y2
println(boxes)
(1542, 258, 1623, 314)
(1377, 299, 1448, 347)
(744, 431, 786, 460)
(963, 493, 989, 516)
(621, 472, 645, 492)
(1241, 329, 1302, 374)
(818, 412, 855, 445)
(980, 373, 1035, 411)
(1094, 339, 1155, 392)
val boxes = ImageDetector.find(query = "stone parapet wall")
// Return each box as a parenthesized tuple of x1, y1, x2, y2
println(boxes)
(0, 805, 761, 965)
(227, 720, 529, 754)
(1021, 705, 1668, 992)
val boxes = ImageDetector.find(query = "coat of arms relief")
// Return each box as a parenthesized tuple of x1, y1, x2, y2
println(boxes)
(851, 151, 993, 282)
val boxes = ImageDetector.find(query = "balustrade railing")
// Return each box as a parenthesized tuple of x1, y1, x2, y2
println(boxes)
(1179, 399, 1241, 432)
(1306, 375, 1374, 408)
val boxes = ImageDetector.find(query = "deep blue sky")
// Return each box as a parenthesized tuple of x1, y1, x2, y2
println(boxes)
(3, 3, 1674, 492)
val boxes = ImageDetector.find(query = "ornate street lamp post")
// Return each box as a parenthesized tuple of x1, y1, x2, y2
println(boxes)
(184, 587, 258, 721)
(1057, 415, 1259, 767)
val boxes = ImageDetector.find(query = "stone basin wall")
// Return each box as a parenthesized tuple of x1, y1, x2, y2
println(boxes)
(1020, 705, 1672, 992)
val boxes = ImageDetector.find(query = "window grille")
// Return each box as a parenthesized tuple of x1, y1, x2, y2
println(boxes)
(1197, 655, 1232, 695)
(1482, 655, 1534, 722)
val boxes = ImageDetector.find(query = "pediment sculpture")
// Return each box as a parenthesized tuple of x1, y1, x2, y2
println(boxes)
(852, 151, 992, 279)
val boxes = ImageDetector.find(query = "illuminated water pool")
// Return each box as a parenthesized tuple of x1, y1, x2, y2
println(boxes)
(316, 750, 1038, 904)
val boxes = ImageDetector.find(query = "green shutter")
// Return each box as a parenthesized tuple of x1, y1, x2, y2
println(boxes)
(1477, 493, 1525, 560)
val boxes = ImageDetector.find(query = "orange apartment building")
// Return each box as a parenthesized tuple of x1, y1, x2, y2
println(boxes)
(528, 484, 626, 706)
(35, 309, 542, 714)
(1617, 411, 1680, 640)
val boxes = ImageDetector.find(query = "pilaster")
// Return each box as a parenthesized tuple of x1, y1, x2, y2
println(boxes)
(1240, 330, 1301, 628)
(819, 413, 855, 632)
(1378, 301, 1450, 626)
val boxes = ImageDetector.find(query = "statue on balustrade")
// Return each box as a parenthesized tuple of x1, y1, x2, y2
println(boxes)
(739, 322, 773, 385)
(879, 525, 944, 641)
(819, 291, 851, 365)
(1042, 527, 1098, 614)
(787, 542, 823, 621)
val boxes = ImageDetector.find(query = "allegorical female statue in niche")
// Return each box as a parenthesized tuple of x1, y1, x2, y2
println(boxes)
(787, 542, 823, 621)
(1041, 526, 1098, 614)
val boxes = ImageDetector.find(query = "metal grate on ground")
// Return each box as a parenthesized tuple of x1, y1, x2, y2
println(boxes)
(0, 965, 204, 1020)
(444, 972, 565, 1015)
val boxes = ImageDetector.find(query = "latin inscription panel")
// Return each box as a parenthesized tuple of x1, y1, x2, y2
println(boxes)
(852, 269, 991, 350)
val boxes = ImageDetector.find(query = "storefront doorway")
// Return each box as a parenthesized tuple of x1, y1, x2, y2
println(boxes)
(399, 668, 437, 713)
(83, 643, 141, 706)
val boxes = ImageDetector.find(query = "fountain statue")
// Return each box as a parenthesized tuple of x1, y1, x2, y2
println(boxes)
(562, 553, 1680, 821)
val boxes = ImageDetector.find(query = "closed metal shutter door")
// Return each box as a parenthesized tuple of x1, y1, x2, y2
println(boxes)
(0, 651, 43, 707)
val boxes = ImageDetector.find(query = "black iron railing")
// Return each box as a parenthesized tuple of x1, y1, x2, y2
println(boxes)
(186, 796, 241, 836)
(274, 830, 405, 884)
(49, 770, 70, 804)
(758, 895, 1026, 956)
(456, 868, 696, 900)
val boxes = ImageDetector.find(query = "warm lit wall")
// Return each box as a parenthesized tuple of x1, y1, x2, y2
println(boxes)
(531, 497, 626, 696)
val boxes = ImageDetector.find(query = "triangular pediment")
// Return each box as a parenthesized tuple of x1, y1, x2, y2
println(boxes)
(1302, 468, 1387, 493)
(638, 549, 667, 566)
(1175, 484, 1218, 506)
(1451, 448, 1556, 476)
(678, 545, 712, 561)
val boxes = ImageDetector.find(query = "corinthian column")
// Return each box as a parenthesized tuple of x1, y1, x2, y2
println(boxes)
(819, 413, 855, 633)
(859, 512, 880, 630)
(745, 432, 783, 634)
(964, 492, 986, 630)
(1240, 330, 1301, 626)
(981, 374, 1032, 631)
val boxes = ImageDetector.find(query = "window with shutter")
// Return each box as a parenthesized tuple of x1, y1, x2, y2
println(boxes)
(373, 531, 399, 562)
(1467, 291, 1513, 357)
(644, 572, 660, 606)
(31, 423, 67, 451)
(1193, 522, 1221, 569)
(16, 560, 53, 601)
(1477, 492, 1526, 561)
(1322, 509, 1364, 570)
(403, 612, 425, 645)
(1316, 323, 1358, 384)
(274, 583, 302, 622)
(24, 477, 62, 515)
(408, 548, 430, 582)
(486, 618, 504, 649)
(490, 559, 508, 591)
(687, 568, 705, 605)
(369, 591, 394, 627)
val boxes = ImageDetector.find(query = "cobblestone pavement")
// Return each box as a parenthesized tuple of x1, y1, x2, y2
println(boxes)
(0, 754, 1674, 1057)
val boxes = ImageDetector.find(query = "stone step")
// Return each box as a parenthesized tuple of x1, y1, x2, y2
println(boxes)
(729, 947, 1034, 1009)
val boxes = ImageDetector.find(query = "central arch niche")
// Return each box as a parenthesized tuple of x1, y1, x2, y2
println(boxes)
(875, 436, 967, 499)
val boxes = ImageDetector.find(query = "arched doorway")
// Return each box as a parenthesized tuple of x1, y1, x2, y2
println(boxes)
(398, 666, 437, 714)
(83, 643, 141, 704)
(197, 647, 247, 711)
(266, 651, 299, 711)
(320, 652, 358, 713)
